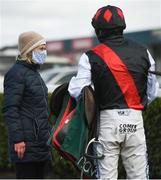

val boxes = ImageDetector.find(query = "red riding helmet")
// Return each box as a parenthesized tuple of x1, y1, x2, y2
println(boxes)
(92, 5, 126, 30)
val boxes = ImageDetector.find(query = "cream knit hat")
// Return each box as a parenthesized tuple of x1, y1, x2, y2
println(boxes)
(18, 31, 46, 56)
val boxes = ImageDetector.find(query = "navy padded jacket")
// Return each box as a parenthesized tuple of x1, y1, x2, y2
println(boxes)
(3, 60, 51, 162)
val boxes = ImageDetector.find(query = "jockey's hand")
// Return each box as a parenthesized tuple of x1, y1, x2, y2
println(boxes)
(14, 141, 26, 159)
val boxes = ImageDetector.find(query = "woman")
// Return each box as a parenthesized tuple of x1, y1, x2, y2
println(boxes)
(3, 31, 51, 179)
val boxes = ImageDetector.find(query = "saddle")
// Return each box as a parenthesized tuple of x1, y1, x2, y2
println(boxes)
(48, 83, 103, 178)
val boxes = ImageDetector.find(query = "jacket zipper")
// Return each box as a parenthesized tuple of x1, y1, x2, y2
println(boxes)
(37, 73, 51, 138)
(37, 74, 48, 109)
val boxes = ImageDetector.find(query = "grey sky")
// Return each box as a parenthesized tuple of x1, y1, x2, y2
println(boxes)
(0, 0, 161, 48)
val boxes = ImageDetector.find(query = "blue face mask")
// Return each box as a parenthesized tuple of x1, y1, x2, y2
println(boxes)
(32, 50, 47, 64)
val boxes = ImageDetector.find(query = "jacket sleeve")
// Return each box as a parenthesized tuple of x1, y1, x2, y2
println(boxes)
(68, 53, 92, 99)
(147, 50, 159, 104)
(3, 69, 25, 143)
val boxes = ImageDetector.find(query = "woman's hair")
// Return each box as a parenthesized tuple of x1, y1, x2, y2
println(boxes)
(18, 51, 34, 64)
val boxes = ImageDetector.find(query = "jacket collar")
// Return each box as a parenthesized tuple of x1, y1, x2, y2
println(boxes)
(102, 34, 126, 45)
(16, 59, 40, 71)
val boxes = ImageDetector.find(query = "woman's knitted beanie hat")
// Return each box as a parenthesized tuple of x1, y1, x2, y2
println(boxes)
(18, 31, 46, 56)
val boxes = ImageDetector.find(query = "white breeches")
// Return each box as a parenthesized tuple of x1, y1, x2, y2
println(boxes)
(96, 109, 149, 179)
